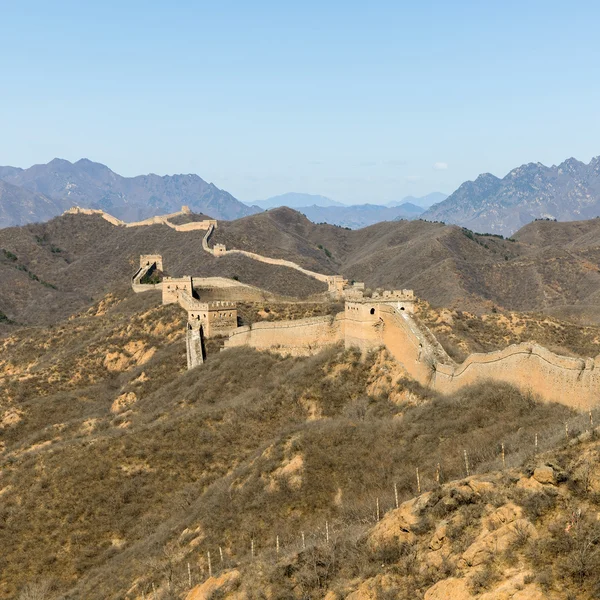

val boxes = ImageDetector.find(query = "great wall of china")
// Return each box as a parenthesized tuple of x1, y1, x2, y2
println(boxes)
(65, 205, 218, 232)
(65, 206, 600, 411)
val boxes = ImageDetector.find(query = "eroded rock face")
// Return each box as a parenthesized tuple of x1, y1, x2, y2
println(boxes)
(532, 465, 555, 485)
(185, 570, 241, 600)
(110, 392, 137, 414)
(462, 515, 536, 567)
(478, 573, 545, 600)
(345, 574, 399, 600)
(424, 577, 472, 600)
(368, 493, 431, 548)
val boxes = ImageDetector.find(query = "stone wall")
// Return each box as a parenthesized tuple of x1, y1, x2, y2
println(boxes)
(434, 344, 600, 411)
(188, 301, 238, 337)
(186, 323, 205, 369)
(192, 277, 275, 302)
(64, 206, 216, 231)
(223, 315, 343, 356)
(221, 301, 600, 410)
(162, 277, 194, 304)
(140, 254, 164, 272)
(375, 306, 600, 410)
(202, 224, 331, 284)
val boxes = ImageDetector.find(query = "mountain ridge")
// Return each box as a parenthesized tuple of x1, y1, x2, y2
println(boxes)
(423, 155, 600, 235)
(0, 158, 259, 227)
(3, 206, 600, 326)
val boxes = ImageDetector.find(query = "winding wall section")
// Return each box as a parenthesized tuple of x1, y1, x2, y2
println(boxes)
(222, 302, 600, 410)
(202, 224, 334, 286)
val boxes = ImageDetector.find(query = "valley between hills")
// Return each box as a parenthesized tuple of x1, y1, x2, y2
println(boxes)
(3, 208, 600, 599)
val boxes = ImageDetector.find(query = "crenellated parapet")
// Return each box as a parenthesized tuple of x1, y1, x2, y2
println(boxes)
(127, 252, 600, 409)
(162, 277, 194, 304)
(344, 290, 415, 314)
(65, 206, 216, 231)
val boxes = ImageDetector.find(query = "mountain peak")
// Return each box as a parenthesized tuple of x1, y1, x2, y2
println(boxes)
(0, 159, 259, 226)
(475, 172, 500, 183)
(423, 153, 600, 236)
(47, 157, 73, 168)
(557, 157, 585, 172)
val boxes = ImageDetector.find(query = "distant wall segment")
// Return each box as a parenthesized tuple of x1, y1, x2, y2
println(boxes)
(64, 206, 216, 231)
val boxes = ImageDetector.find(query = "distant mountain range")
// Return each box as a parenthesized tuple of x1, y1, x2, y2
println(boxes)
(249, 192, 345, 210)
(423, 156, 600, 235)
(386, 192, 448, 209)
(0, 158, 259, 228)
(298, 203, 424, 228)
(248, 191, 447, 228)
(6, 154, 600, 235)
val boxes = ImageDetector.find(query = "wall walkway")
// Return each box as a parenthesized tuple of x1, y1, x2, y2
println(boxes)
(202, 224, 333, 286)
(223, 303, 600, 411)
(64, 206, 216, 231)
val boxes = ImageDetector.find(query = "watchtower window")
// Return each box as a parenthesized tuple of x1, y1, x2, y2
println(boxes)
(370, 308, 375, 315)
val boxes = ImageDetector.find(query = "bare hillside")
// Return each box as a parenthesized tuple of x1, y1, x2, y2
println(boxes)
(218, 209, 600, 319)
(2, 290, 594, 599)
(0, 214, 326, 325)
(3, 209, 600, 326)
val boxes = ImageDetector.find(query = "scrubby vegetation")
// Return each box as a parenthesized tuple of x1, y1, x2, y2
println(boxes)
(417, 301, 600, 361)
(0, 290, 590, 599)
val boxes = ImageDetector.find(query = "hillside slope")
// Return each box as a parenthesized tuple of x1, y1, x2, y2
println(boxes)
(3, 208, 600, 325)
(0, 213, 326, 325)
(216, 208, 600, 319)
(2, 289, 594, 599)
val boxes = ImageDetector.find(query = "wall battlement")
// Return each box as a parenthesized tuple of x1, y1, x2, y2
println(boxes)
(220, 301, 600, 411)
(64, 206, 216, 231)
(128, 255, 600, 409)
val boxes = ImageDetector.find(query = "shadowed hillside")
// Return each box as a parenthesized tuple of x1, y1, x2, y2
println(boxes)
(2, 208, 600, 326)
(216, 208, 600, 320)
(0, 214, 327, 325)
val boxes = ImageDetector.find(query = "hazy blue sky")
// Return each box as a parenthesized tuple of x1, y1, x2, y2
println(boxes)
(2, 1, 600, 204)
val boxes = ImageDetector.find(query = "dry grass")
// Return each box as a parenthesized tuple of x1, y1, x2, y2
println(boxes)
(417, 301, 600, 360)
(0, 292, 579, 599)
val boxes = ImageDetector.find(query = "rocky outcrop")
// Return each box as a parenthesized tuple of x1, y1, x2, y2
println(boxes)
(185, 570, 241, 600)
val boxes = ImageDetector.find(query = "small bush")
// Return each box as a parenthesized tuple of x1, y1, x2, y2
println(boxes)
(2, 248, 17, 261)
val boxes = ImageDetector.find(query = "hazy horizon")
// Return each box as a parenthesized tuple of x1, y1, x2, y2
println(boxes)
(2, 1, 600, 204)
